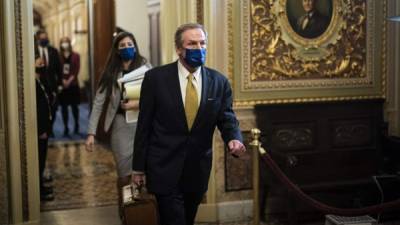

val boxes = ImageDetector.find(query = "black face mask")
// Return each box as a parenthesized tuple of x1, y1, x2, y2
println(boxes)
(35, 66, 46, 74)
(39, 39, 49, 47)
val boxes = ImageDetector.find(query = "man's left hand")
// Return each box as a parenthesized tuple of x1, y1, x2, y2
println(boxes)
(228, 140, 246, 157)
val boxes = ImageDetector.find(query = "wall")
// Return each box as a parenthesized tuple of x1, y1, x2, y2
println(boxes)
(148, 0, 161, 66)
(115, 0, 150, 60)
(386, 0, 400, 135)
(1, 0, 39, 224)
(160, 0, 197, 64)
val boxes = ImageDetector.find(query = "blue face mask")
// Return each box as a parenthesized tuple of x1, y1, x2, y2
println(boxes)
(119, 47, 136, 61)
(184, 48, 206, 68)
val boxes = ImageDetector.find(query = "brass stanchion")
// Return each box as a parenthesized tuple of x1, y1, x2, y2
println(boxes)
(250, 128, 261, 225)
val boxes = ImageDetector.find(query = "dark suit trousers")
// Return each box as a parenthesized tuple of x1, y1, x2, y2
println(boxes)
(155, 187, 204, 225)
(38, 138, 48, 190)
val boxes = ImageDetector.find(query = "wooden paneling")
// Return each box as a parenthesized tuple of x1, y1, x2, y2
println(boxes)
(255, 100, 385, 223)
(0, 0, 9, 223)
(93, 0, 115, 87)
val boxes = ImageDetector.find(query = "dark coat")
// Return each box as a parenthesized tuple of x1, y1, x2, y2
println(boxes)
(59, 52, 81, 105)
(37, 45, 62, 94)
(60, 52, 80, 87)
(36, 78, 52, 135)
(296, 11, 329, 39)
(132, 61, 243, 194)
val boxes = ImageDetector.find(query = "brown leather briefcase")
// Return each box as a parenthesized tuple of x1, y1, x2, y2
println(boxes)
(122, 184, 159, 225)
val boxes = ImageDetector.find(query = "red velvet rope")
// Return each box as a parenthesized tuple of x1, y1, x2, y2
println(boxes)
(260, 151, 400, 216)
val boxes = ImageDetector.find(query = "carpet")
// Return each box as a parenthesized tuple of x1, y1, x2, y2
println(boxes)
(49, 103, 89, 142)
(40, 142, 118, 211)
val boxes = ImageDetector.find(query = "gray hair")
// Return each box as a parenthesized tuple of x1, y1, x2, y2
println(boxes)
(174, 23, 208, 49)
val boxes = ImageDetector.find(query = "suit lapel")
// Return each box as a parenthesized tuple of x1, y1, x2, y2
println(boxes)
(191, 66, 211, 130)
(166, 62, 188, 129)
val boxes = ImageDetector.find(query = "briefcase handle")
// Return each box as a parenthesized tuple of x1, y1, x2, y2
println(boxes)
(131, 183, 147, 200)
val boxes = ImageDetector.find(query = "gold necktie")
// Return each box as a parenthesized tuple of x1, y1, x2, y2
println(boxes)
(185, 73, 199, 130)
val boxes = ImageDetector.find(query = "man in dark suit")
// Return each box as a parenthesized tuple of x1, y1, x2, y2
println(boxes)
(35, 56, 54, 201)
(296, 0, 329, 39)
(132, 23, 246, 225)
(35, 30, 61, 135)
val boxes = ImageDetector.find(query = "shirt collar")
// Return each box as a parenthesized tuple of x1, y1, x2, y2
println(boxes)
(178, 59, 201, 81)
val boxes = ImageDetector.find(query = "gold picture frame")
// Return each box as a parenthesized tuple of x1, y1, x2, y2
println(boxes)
(231, 0, 387, 107)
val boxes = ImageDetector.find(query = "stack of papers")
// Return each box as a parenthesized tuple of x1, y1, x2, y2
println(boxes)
(117, 64, 150, 123)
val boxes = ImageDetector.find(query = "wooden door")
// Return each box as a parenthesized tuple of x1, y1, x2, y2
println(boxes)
(93, 0, 115, 88)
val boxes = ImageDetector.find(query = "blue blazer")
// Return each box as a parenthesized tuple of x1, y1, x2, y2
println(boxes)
(132, 61, 242, 194)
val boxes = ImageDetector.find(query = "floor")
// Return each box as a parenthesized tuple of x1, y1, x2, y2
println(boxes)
(50, 103, 89, 142)
(41, 206, 255, 225)
(41, 205, 254, 225)
(41, 205, 400, 225)
(41, 206, 121, 225)
(41, 142, 118, 211)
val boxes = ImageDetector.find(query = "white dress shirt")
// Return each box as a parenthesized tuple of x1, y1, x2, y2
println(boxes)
(38, 46, 49, 67)
(177, 60, 202, 106)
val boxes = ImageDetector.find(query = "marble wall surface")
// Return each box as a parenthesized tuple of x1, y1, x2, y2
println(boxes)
(213, 108, 256, 202)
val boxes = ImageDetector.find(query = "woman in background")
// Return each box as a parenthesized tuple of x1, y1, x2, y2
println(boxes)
(58, 37, 81, 137)
(85, 31, 149, 222)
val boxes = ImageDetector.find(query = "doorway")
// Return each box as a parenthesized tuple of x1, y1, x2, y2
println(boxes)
(31, 0, 161, 216)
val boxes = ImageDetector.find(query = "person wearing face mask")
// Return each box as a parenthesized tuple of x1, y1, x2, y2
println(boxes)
(131, 23, 246, 225)
(58, 37, 81, 137)
(85, 31, 150, 222)
(35, 29, 62, 137)
(35, 55, 54, 201)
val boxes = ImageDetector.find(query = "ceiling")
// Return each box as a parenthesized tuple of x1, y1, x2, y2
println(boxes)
(32, 0, 65, 15)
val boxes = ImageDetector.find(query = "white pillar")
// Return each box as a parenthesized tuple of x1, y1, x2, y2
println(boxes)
(160, 0, 197, 64)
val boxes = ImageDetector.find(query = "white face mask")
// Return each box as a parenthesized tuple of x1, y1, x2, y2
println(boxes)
(61, 42, 70, 50)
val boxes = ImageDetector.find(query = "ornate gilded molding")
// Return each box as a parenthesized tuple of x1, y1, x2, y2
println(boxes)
(274, 128, 313, 148)
(234, 95, 384, 108)
(244, 0, 370, 89)
(14, 0, 29, 220)
(232, 0, 386, 107)
(197, 0, 204, 25)
(227, 0, 234, 84)
(381, 0, 387, 99)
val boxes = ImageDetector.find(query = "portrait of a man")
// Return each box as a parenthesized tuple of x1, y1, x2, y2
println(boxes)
(290, 0, 331, 39)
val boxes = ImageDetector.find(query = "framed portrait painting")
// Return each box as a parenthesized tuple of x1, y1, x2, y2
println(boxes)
(231, 0, 387, 107)
(286, 0, 332, 39)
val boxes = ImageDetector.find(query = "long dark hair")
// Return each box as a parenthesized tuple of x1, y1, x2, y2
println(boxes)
(98, 31, 147, 96)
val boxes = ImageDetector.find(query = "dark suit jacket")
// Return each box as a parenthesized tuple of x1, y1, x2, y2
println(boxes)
(296, 11, 329, 39)
(36, 79, 52, 135)
(37, 46, 61, 94)
(132, 61, 243, 194)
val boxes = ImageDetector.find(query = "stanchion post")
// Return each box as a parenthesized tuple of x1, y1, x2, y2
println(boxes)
(250, 128, 261, 225)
